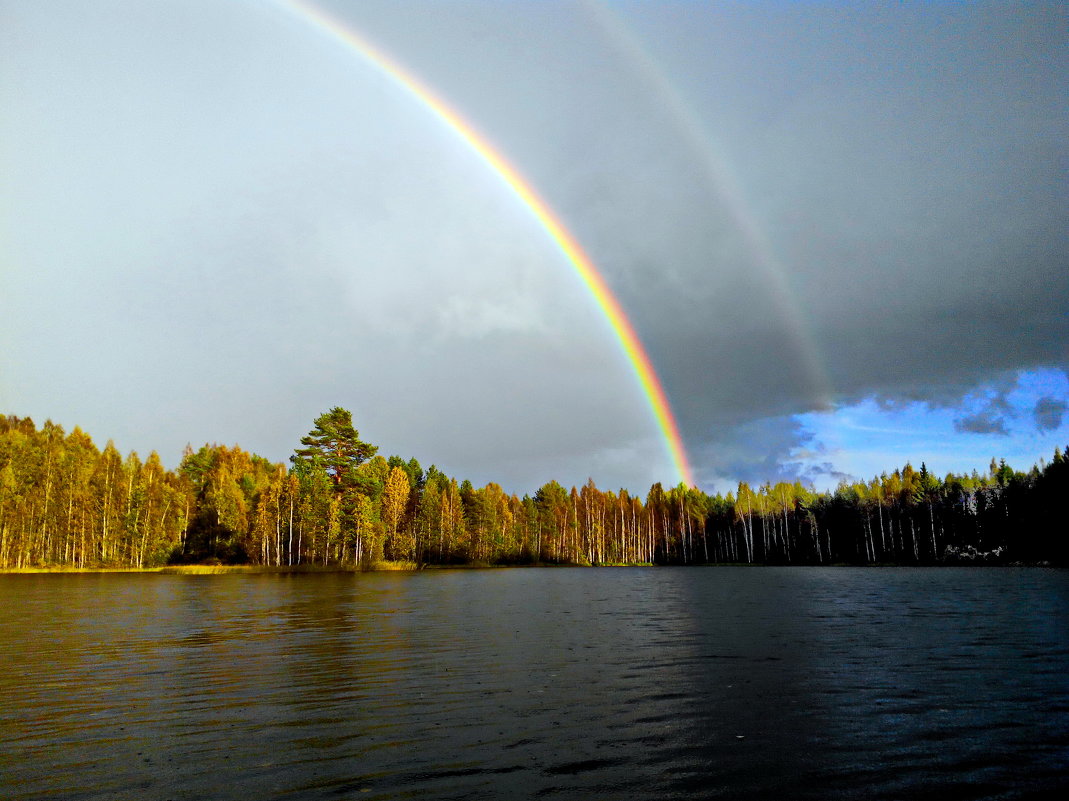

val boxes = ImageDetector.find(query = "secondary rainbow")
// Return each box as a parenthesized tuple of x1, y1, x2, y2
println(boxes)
(587, 2, 834, 411)
(279, 0, 694, 487)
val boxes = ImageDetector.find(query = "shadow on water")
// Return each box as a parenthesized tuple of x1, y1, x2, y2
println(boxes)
(669, 567, 1069, 798)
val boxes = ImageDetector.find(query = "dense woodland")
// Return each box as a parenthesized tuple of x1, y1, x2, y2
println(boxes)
(1, 409, 1066, 570)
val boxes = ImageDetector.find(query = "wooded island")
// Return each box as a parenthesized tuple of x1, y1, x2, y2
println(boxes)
(1, 409, 1065, 570)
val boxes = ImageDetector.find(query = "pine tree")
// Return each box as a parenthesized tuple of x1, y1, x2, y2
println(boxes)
(291, 408, 378, 491)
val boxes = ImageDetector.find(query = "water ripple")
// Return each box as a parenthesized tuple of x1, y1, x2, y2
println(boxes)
(1, 568, 1067, 800)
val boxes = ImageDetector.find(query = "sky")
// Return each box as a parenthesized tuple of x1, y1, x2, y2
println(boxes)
(2, 0, 1066, 495)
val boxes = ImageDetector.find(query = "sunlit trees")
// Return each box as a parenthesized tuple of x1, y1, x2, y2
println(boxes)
(382, 466, 412, 561)
(414, 467, 443, 563)
(735, 482, 757, 563)
(0, 417, 185, 568)
(131, 451, 182, 568)
(439, 477, 465, 563)
(0, 461, 16, 567)
(535, 481, 569, 563)
(288, 409, 384, 566)
(292, 407, 378, 490)
(350, 493, 374, 565)
(176, 444, 283, 564)
(1, 411, 1067, 569)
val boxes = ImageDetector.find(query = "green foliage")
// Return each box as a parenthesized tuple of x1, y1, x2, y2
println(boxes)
(291, 407, 378, 492)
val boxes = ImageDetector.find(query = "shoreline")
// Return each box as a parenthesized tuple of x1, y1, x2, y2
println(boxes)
(0, 561, 1058, 574)
(0, 563, 417, 575)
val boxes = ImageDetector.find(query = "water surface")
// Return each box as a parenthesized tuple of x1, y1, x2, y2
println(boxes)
(2, 567, 1067, 799)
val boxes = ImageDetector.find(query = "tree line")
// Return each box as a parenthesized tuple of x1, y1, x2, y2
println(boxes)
(1, 409, 1065, 569)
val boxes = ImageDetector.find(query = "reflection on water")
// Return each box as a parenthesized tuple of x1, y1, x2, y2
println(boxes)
(1, 568, 1067, 799)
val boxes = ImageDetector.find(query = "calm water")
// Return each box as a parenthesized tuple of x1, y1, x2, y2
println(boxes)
(2, 568, 1067, 800)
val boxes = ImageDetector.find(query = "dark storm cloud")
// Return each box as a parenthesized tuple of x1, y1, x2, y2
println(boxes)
(566, 2, 1069, 462)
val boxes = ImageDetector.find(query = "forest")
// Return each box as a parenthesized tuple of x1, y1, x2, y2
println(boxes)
(1, 408, 1066, 570)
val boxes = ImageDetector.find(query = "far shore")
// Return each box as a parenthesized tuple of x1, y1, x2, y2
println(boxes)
(0, 562, 574, 574)
(0, 563, 420, 575)
(0, 560, 1053, 574)
(0, 563, 649, 574)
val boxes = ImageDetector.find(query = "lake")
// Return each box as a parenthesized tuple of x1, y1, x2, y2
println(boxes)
(2, 567, 1067, 799)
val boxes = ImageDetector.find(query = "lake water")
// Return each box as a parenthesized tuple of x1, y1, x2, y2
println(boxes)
(2, 567, 1067, 800)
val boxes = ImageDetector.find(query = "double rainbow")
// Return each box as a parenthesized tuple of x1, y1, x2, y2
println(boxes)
(279, 0, 695, 488)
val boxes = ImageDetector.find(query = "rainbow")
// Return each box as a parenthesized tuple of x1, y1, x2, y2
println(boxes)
(586, 2, 835, 410)
(278, 0, 695, 487)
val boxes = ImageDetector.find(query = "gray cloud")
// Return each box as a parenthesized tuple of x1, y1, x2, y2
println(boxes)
(951, 382, 1017, 436)
(1034, 397, 1068, 432)
(582, 3, 1068, 461)
(694, 415, 827, 491)
(954, 411, 1011, 437)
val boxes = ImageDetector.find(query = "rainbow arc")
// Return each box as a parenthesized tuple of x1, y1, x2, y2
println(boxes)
(280, 0, 694, 487)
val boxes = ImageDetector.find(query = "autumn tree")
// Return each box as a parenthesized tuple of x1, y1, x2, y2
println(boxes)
(382, 466, 412, 561)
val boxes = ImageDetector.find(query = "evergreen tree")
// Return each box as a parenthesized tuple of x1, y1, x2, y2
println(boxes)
(291, 408, 378, 491)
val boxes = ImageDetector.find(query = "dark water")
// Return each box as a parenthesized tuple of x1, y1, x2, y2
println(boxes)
(2, 568, 1067, 800)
